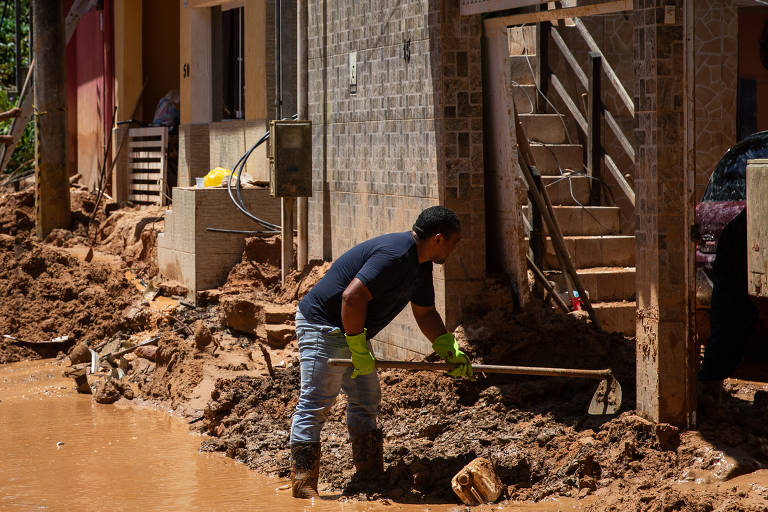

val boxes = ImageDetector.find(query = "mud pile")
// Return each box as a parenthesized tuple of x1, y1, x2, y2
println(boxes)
(0, 187, 165, 276)
(0, 235, 136, 363)
(193, 296, 768, 510)
(0, 186, 166, 363)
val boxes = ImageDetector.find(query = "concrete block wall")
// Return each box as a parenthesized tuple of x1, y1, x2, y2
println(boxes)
(178, 121, 270, 185)
(158, 186, 282, 296)
(178, 123, 211, 186)
(307, 0, 485, 359)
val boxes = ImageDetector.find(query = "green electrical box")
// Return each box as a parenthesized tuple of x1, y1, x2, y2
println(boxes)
(269, 120, 312, 197)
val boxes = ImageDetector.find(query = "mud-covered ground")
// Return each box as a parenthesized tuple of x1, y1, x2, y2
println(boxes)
(2, 184, 768, 511)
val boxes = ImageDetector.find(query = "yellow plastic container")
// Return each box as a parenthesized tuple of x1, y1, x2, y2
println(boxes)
(451, 457, 504, 505)
(202, 167, 232, 187)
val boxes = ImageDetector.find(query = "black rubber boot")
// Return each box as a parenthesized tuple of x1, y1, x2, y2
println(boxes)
(343, 429, 384, 495)
(290, 442, 320, 498)
(351, 428, 384, 475)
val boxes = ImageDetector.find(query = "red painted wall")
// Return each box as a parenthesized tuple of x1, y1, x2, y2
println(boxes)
(65, 0, 114, 191)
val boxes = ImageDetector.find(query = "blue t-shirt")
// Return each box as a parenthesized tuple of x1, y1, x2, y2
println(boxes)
(298, 232, 435, 338)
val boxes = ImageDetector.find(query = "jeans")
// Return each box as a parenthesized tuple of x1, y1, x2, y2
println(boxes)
(290, 308, 381, 444)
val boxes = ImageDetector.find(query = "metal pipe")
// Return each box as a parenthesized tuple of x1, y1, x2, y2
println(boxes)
(274, 0, 282, 119)
(297, 0, 308, 270)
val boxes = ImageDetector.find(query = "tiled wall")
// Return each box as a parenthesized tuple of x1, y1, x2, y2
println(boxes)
(693, 0, 738, 201)
(307, 0, 485, 358)
(633, 0, 692, 425)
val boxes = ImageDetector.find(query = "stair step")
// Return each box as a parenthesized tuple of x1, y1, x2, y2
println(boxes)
(592, 301, 636, 336)
(541, 175, 590, 205)
(539, 234, 635, 267)
(523, 205, 621, 235)
(545, 267, 636, 302)
(529, 144, 584, 175)
(510, 85, 537, 116)
(508, 55, 538, 85)
(518, 114, 567, 144)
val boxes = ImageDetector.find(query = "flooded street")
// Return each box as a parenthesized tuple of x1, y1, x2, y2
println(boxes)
(0, 360, 586, 511)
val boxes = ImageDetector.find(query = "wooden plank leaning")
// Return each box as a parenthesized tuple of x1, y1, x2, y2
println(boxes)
(526, 255, 571, 314)
(513, 101, 600, 329)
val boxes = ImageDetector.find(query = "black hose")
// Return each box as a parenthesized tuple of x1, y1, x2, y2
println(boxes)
(226, 114, 298, 231)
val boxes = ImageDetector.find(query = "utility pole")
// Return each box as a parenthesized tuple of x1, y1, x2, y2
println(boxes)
(31, 0, 70, 238)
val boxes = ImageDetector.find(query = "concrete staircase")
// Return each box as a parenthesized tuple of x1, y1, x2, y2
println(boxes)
(512, 57, 636, 336)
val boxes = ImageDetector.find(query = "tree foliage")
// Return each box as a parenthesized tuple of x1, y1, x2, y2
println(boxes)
(0, 0, 32, 180)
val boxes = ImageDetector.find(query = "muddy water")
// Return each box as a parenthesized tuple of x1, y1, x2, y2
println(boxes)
(0, 360, 585, 511)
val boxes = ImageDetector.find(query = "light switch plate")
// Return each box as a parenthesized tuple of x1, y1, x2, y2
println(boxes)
(349, 51, 357, 94)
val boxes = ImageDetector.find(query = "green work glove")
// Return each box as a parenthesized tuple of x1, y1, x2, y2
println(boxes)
(432, 333, 473, 379)
(345, 329, 375, 378)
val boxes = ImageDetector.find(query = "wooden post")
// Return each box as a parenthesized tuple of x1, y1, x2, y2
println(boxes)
(535, 17, 549, 114)
(530, 18, 546, 274)
(297, 0, 309, 271)
(282, 197, 296, 283)
(32, 0, 70, 238)
(587, 52, 602, 206)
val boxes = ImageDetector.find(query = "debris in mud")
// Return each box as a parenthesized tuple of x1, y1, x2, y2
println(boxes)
(451, 457, 504, 505)
(193, 320, 213, 351)
(93, 378, 134, 404)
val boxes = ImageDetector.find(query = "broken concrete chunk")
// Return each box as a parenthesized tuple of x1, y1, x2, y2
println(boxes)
(193, 320, 213, 350)
(69, 342, 91, 365)
(134, 345, 158, 361)
(93, 380, 122, 404)
(220, 296, 264, 335)
(654, 423, 680, 451)
(263, 303, 295, 324)
(93, 379, 134, 404)
(451, 457, 503, 506)
(265, 324, 294, 348)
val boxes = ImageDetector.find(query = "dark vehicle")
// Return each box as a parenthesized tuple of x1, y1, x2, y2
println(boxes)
(696, 131, 768, 278)
(695, 132, 768, 375)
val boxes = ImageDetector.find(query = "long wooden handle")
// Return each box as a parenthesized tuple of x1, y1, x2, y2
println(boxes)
(327, 358, 613, 380)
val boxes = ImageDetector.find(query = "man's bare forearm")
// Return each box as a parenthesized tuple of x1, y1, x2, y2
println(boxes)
(341, 278, 372, 335)
(411, 303, 447, 343)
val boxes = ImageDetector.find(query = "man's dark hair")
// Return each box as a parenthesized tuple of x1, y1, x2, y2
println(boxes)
(412, 206, 460, 240)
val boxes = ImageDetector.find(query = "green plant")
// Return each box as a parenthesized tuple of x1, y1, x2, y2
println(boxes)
(0, 0, 32, 180)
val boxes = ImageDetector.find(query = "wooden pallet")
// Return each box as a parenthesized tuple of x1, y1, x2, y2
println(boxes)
(125, 126, 168, 205)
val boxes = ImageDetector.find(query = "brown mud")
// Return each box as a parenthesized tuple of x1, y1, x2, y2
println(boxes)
(2, 185, 768, 510)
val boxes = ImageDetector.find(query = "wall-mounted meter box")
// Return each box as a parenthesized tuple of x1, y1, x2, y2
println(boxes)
(269, 120, 312, 197)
